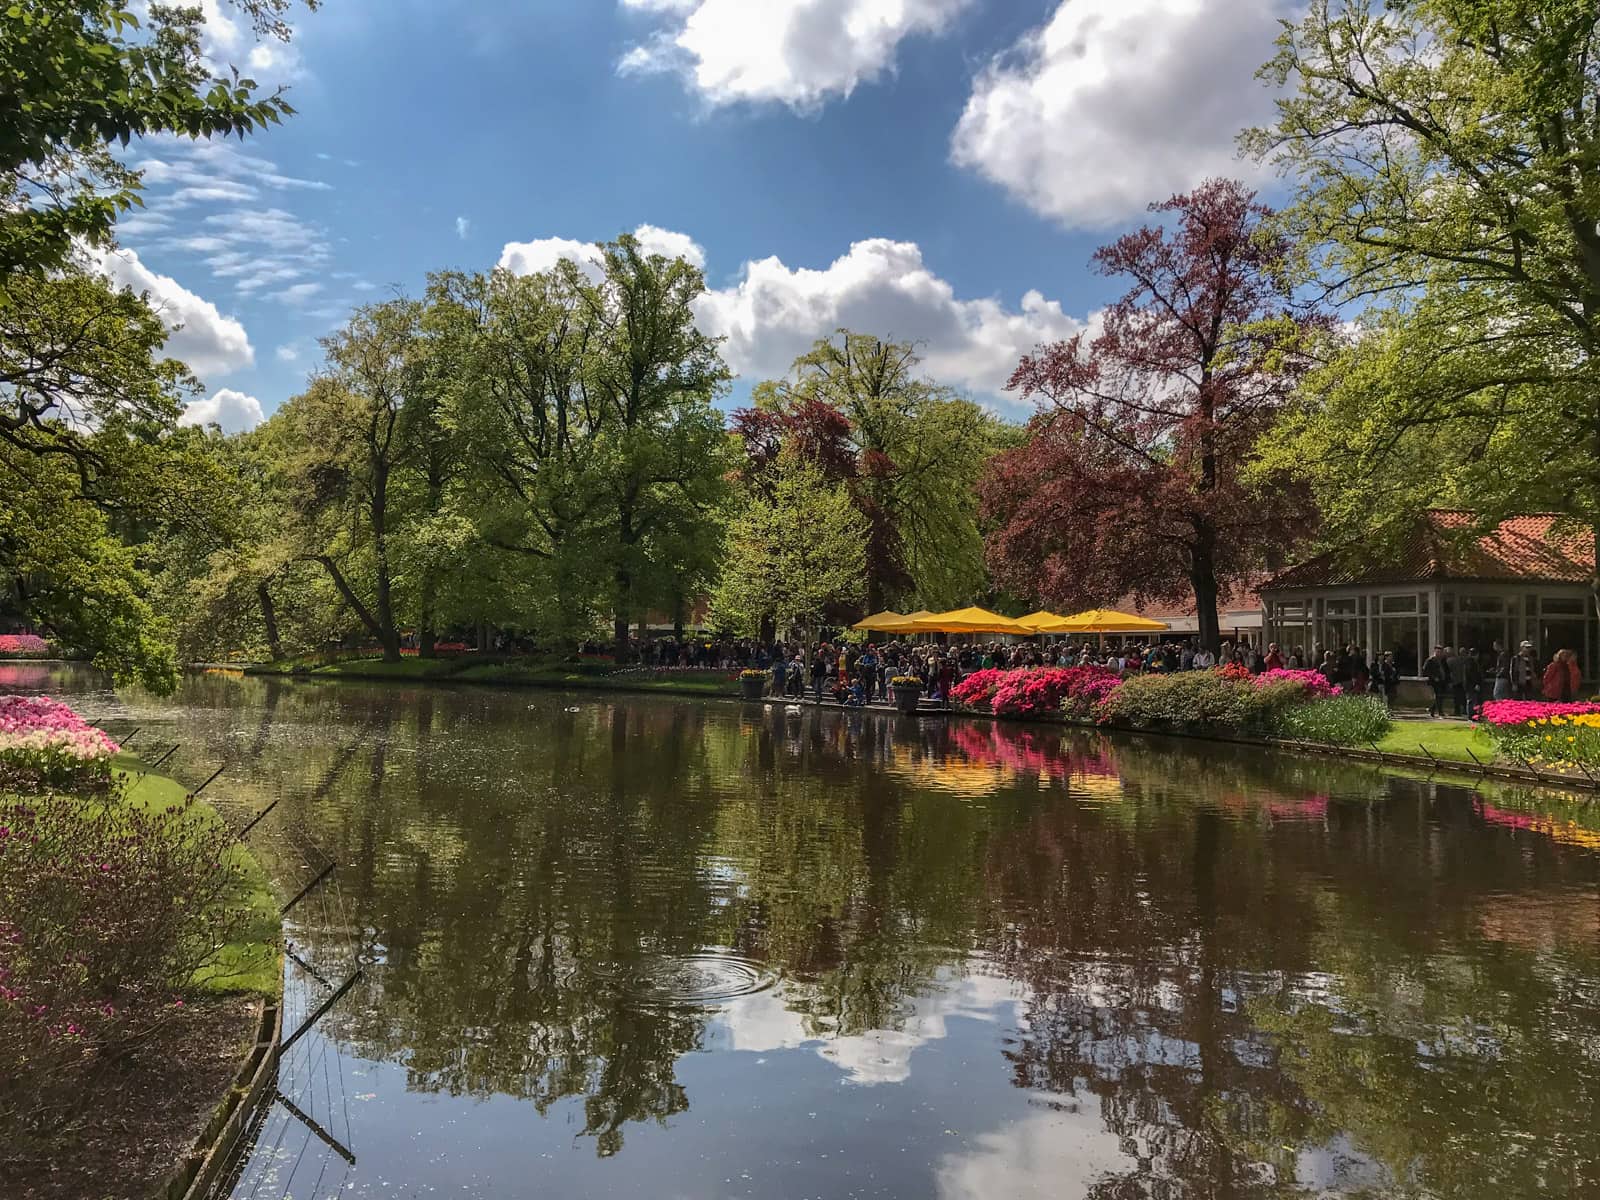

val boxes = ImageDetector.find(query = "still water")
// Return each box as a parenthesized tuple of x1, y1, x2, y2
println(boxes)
(10, 663, 1600, 1198)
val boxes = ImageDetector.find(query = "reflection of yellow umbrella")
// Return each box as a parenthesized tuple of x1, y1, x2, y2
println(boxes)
(1017, 610, 1067, 633)
(908, 606, 1032, 635)
(852, 610, 906, 632)
(1040, 608, 1168, 634)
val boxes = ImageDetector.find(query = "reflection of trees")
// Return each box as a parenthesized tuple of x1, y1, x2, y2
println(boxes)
(129, 672, 1600, 1179)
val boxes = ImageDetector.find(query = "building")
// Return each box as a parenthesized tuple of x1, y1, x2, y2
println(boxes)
(1120, 588, 1264, 644)
(1260, 512, 1596, 680)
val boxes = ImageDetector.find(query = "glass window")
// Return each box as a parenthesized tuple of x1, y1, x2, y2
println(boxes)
(1460, 595, 1505, 613)
(1380, 595, 1417, 613)
(1326, 598, 1357, 616)
(1541, 597, 1585, 615)
(1377, 616, 1422, 677)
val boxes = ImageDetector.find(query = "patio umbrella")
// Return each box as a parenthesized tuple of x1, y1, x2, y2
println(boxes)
(907, 607, 1033, 635)
(1016, 610, 1068, 633)
(1040, 608, 1168, 634)
(852, 610, 906, 632)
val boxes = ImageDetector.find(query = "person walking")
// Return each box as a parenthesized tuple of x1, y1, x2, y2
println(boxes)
(1374, 651, 1400, 708)
(1445, 645, 1468, 716)
(1543, 647, 1581, 702)
(1423, 645, 1452, 718)
(1460, 647, 1484, 718)
(1512, 640, 1541, 700)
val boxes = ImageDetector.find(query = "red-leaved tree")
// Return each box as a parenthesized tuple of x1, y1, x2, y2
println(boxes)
(981, 179, 1321, 650)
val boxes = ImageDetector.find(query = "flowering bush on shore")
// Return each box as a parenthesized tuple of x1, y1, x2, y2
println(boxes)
(1481, 702, 1600, 770)
(948, 669, 1007, 707)
(953, 666, 1121, 716)
(0, 786, 250, 1141)
(0, 635, 50, 658)
(1254, 668, 1338, 698)
(0, 696, 120, 791)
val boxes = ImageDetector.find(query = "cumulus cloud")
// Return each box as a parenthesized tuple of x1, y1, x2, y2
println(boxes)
(618, 0, 970, 110)
(91, 247, 254, 380)
(950, 0, 1287, 228)
(695, 238, 1091, 404)
(497, 226, 1090, 405)
(497, 223, 707, 279)
(180, 388, 265, 434)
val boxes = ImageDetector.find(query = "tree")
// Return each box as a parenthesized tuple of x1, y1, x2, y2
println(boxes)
(279, 301, 424, 663)
(1243, 0, 1600, 587)
(710, 450, 867, 639)
(981, 180, 1319, 649)
(572, 236, 730, 657)
(753, 332, 1000, 612)
(0, 0, 309, 279)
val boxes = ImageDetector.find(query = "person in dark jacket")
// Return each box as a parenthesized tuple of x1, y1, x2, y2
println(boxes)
(1460, 647, 1484, 718)
(1511, 640, 1540, 700)
(1423, 645, 1452, 718)
(1372, 651, 1400, 707)
(1490, 640, 1512, 701)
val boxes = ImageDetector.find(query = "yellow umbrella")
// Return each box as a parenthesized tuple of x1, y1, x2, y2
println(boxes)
(852, 610, 906, 632)
(1041, 608, 1168, 634)
(907, 606, 1033, 635)
(1016, 610, 1068, 633)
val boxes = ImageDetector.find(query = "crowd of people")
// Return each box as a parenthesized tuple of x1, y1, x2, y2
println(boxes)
(595, 632, 1587, 716)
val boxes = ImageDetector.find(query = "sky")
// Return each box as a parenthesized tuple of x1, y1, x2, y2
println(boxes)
(102, 0, 1298, 434)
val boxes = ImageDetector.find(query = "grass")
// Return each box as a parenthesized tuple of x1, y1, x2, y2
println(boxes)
(1375, 718, 1499, 764)
(110, 752, 280, 997)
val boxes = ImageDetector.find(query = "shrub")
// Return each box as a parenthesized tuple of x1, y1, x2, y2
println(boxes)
(952, 666, 1122, 716)
(1271, 694, 1393, 745)
(949, 668, 1007, 708)
(0, 785, 250, 1140)
(1253, 668, 1338, 698)
(1096, 671, 1263, 731)
(0, 634, 50, 658)
(0, 696, 119, 793)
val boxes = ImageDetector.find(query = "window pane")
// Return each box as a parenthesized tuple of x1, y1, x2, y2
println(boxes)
(1381, 595, 1417, 613)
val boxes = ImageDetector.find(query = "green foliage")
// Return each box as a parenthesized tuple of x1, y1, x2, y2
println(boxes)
(710, 452, 867, 638)
(1246, 0, 1600, 548)
(1271, 693, 1393, 746)
(0, 0, 311, 278)
(1097, 671, 1270, 732)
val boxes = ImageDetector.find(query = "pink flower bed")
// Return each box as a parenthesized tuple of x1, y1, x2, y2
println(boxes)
(0, 696, 120, 790)
(1254, 668, 1338, 698)
(948, 669, 1008, 707)
(0, 634, 49, 655)
(1480, 700, 1600, 727)
(992, 666, 1123, 717)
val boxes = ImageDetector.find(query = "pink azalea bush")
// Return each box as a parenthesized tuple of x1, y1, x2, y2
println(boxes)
(948, 669, 1008, 708)
(1253, 668, 1338, 698)
(0, 635, 50, 657)
(0, 696, 120, 792)
(992, 666, 1123, 717)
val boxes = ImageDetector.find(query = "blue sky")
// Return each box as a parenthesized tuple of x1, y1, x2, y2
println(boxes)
(101, 0, 1294, 432)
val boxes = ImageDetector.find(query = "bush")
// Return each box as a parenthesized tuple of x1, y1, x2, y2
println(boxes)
(1096, 671, 1265, 731)
(0, 634, 51, 658)
(948, 668, 1007, 707)
(1271, 694, 1393, 745)
(950, 666, 1122, 716)
(0, 785, 251, 1140)
(0, 696, 120, 793)
(1253, 668, 1338, 698)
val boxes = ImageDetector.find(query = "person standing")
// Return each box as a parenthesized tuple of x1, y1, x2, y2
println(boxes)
(1445, 645, 1468, 716)
(810, 650, 828, 703)
(1460, 647, 1484, 718)
(1423, 645, 1451, 718)
(1490, 640, 1512, 701)
(1512, 640, 1540, 700)
(1374, 651, 1400, 707)
(1543, 648, 1581, 702)
(771, 653, 787, 699)
(1264, 643, 1284, 672)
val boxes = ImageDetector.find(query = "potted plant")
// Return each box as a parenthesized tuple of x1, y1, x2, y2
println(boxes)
(891, 675, 923, 713)
(739, 668, 768, 699)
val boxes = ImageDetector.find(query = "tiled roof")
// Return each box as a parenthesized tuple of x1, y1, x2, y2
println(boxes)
(1263, 512, 1594, 590)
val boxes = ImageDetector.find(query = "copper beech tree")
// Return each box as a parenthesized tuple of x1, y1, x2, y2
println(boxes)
(981, 179, 1322, 650)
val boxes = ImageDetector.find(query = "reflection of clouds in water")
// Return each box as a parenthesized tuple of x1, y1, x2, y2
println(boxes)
(935, 1106, 1128, 1199)
(713, 970, 1026, 1085)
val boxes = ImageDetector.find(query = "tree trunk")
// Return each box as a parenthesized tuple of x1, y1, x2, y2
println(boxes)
(257, 580, 283, 662)
(370, 459, 401, 663)
(1191, 523, 1222, 653)
(311, 556, 386, 646)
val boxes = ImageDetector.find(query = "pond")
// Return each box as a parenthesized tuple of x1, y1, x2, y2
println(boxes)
(10, 662, 1600, 1198)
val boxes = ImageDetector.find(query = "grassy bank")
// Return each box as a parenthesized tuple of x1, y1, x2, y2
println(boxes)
(247, 654, 734, 697)
(110, 752, 280, 996)
(1374, 719, 1499, 765)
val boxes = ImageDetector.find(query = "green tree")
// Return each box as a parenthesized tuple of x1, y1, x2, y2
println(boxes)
(1245, 1, 1600, 583)
(777, 332, 999, 611)
(710, 450, 867, 639)
(570, 237, 730, 656)
(0, 0, 309, 279)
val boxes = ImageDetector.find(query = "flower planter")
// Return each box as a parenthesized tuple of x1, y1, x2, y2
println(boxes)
(740, 675, 767, 700)
(892, 685, 922, 714)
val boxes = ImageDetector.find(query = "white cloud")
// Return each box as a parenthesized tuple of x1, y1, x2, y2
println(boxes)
(695, 238, 1092, 403)
(497, 223, 707, 279)
(454, 215, 471, 240)
(498, 225, 1090, 404)
(180, 388, 265, 434)
(270, 281, 323, 306)
(91, 246, 254, 380)
(275, 343, 302, 363)
(950, 0, 1287, 228)
(935, 1108, 1131, 1200)
(618, 0, 970, 110)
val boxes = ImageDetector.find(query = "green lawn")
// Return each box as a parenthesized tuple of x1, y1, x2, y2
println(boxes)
(111, 753, 280, 997)
(1375, 719, 1498, 764)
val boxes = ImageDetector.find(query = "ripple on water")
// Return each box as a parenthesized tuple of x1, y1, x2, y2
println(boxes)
(595, 952, 776, 1007)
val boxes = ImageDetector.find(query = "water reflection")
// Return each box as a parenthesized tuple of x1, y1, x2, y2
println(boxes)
(15, 665, 1600, 1197)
